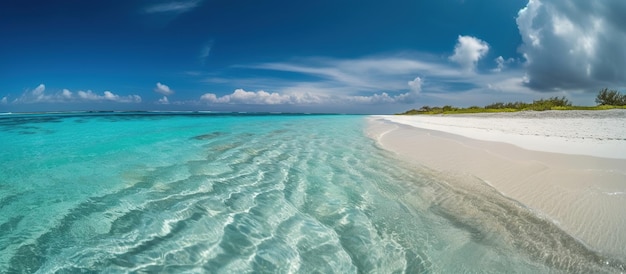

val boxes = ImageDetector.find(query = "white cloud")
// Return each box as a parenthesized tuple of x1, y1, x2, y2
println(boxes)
(242, 55, 463, 97)
(76, 90, 141, 103)
(144, 0, 202, 14)
(32, 84, 45, 96)
(104, 91, 120, 101)
(408, 76, 423, 93)
(346, 91, 418, 104)
(12, 85, 141, 104)
(213, 52, 542, 107)
(77, 90, 99, 100)
(200, 40, 214, 65)
(449, 35, 490, 72)
(158, 96, 170, 104)
(199, 93, 219, 102)
(1, 96, 7, 104)
(200, 32, 597, 109)
(200, 75, 424, 107)
(516, 0, 626, 90)
(347, 93, 396, 104)
(201, 89, 300, 105)
(16, 84, 49, 102)
(154, 82, 174, 96)
(492, 56, 515, 72)
(61, 89, 73, 99)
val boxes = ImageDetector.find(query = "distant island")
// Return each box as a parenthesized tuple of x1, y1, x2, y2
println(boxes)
(399, 88, 626, 115)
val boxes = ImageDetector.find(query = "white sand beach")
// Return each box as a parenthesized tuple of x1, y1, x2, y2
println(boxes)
(368, 110, 626, 258)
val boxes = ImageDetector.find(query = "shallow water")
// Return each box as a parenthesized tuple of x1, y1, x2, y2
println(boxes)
(0, 112, 623, 273)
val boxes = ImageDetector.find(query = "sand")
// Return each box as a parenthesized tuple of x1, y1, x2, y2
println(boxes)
(368, 110, 626, 259)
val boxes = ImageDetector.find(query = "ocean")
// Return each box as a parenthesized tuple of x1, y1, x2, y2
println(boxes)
(0, 112, 623, 273)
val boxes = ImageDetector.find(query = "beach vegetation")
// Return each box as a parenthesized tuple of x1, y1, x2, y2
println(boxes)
(397, 95, 626, 115)
(595, 88, 626, 106)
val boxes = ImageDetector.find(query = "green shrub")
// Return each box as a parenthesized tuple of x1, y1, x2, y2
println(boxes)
(397, 94, 626, 115)
(596, 88, 626, 106)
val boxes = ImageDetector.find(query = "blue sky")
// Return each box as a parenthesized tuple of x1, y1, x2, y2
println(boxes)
(2, 0, 625, 113)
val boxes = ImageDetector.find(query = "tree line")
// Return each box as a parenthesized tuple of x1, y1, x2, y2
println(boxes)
(399, 88, 626, 115)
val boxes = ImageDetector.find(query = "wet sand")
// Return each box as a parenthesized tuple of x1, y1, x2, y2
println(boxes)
(368, 111, 626, 258)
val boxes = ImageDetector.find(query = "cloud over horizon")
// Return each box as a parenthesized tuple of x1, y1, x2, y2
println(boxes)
(200, 89, 324, 105)
(205, 49, 533, 108)
(5, 0, 621, 113)
(200, 75, 424, 106)
(9, 84, 142, 104)
(237, 54, 463, 94)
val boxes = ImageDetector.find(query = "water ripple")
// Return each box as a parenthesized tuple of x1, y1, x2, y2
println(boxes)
(1, 114, 623, 273)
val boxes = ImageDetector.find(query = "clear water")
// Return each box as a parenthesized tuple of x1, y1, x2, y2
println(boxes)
(0, 112, 624, 273)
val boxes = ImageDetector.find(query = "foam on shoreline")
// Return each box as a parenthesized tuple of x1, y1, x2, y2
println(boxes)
(368, 111, 626, 258)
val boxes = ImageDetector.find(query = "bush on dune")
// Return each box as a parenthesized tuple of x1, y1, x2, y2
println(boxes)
(596, 88, 626, 106)
(398, 89, 626, 115)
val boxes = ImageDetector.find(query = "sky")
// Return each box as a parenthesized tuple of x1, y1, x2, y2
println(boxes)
(1, 0, 626, 114)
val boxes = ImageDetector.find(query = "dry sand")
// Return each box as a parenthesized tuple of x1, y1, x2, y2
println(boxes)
(368, 110, 626, 258)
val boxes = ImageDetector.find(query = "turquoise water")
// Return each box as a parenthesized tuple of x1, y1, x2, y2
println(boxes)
(0, 112, 623, 273)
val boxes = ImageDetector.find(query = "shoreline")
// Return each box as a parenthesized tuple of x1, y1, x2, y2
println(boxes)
(367, 112, 626, 258)
(383, 110, 626, 159)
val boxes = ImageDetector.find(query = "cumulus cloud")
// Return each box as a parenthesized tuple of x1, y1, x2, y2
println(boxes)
(32, 84, 46, 96)
(449, 35, 490, 72)
(158, 96, 170, 104)
(492, 56, 515, 72)
(408, 76, 423, 93)
(208, 50, 541, 108)
(15, 84, 50, 102)
(200, 75, 424, 106)
(144, 0, 202, 14)
(517, 0, 626, 91)
(240, 55, 463, 99)
(12, 84, 141, 104)
(347, 91, 418, 104)
(154, 82, 174, 96)
(104, 91, 121, 101)
(353, 76, 423, 104)
(61, 89, 72, 99)
(200, 89, 303, 105)
(347, 93, 396, 104)
(76, 90, 141, 103)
